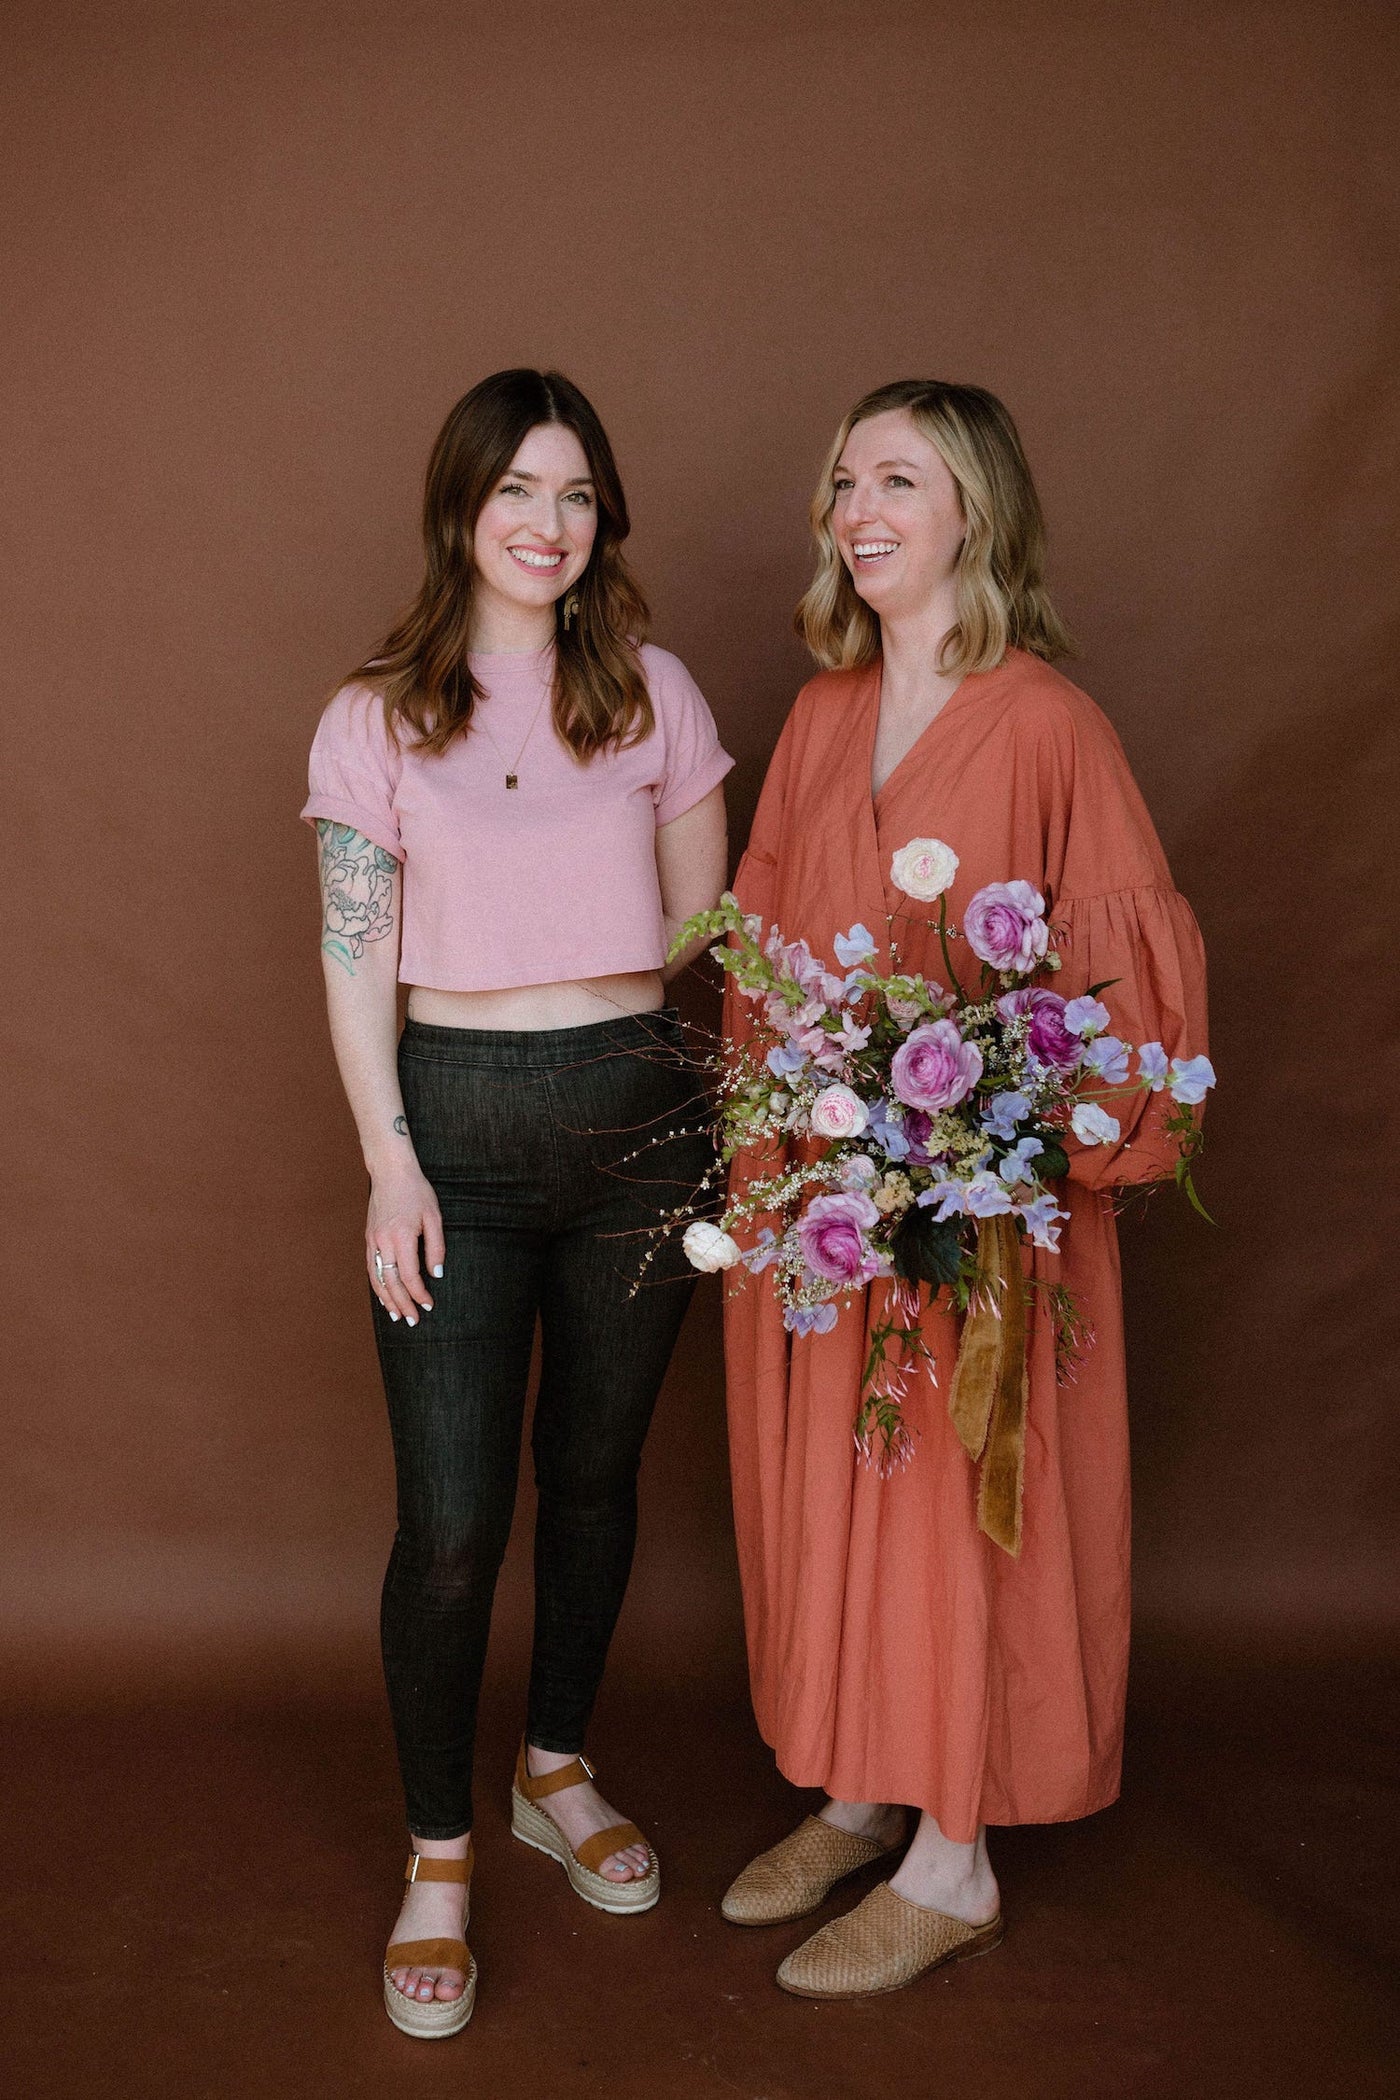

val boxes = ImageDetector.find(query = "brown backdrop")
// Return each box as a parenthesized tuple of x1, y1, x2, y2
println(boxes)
(2, 5, 1397, 2093)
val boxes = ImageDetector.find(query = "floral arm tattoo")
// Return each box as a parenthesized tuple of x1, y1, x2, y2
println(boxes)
(315, 820, 398, 977)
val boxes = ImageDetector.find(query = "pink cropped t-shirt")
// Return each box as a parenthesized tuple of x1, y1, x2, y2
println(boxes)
(301, 643, 733, 991)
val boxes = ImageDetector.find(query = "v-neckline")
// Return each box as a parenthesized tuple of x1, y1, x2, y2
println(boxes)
(867, 651, 1012, 813)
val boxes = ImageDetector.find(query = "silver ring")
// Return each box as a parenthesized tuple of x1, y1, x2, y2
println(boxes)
(374, 1252, 400, 1281)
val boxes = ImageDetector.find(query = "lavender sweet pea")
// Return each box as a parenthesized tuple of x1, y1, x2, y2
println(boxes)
(890, 1019, 983, 1112)
(797, 1191, 882, 1285)
(1081, 1035, 1130, 1086)
(964, 880, 1049, 973)
(1137, 1041, 1170, 1090)
(833, 923, 878, 969)
(982, 1089, 1031, 1141)
(1167, 1055, 1217, 1105)
(1063, 995, 1111, 1039)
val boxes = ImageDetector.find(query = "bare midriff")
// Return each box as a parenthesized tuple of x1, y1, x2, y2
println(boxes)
(407, 969, 666, 1031)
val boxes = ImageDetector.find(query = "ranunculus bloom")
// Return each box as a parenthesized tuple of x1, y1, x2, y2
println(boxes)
(682, 1220, 742, 1272)
(797, 1191, 880, 1285)
(890, 837, 960, 901)
(996, 986, 1080, 1067)
(810, 1084, 870, 1140)
(964, 880, 1049, 973)
(890, 1019, 983, 1112)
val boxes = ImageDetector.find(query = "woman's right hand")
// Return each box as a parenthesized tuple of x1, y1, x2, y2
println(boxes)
(366, 1164, 445, 1325)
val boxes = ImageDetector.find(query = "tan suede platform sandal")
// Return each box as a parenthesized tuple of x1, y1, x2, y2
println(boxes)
(775, 1881, 1003, 1999)
(720, 1813, 907, 1926)
(510, 1743, 660, 1914)
(382, 1845, 477, 2039)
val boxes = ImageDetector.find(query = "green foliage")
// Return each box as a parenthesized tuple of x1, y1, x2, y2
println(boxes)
(890, 1208, 964, 1288)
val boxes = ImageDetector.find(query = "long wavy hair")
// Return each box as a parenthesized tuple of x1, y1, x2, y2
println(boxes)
(795, 379, 1073, 675)
(352, 368, 652, 759)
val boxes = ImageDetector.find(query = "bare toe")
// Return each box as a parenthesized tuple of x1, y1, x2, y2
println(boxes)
(436, 1973, 463, 2000)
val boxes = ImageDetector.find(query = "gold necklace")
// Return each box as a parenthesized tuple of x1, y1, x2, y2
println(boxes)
(475, 683, 551, 790)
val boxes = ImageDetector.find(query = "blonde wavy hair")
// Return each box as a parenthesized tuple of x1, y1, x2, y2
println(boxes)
(795, 379, 1073, 674)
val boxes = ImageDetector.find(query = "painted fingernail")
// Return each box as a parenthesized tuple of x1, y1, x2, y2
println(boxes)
(405, 1315, 417, 1327)
(431, 1264, 444, 1278)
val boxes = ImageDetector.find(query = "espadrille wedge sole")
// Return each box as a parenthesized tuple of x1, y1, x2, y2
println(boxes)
(511, 1744, 660, 1915)
(383, 1846, 477, 2038)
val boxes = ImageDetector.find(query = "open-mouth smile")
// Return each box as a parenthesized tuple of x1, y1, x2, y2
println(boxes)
(507, 546, 566, 572)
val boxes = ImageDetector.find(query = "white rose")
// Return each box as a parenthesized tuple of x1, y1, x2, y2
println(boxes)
(809, 1084, 870, 1140)
(682, 1220, 743, 1272)
(890, 837, 960, 902)
(1070, 1101, 1121, 1147)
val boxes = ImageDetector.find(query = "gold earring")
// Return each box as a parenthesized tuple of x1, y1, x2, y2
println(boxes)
(562, 591, 581, 631)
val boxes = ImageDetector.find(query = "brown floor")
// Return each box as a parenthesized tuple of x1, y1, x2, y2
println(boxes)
(3, 1644, 1395, 2100)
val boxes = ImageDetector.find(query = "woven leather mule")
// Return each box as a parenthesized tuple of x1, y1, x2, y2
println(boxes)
(777, 1880, 1003, 1998)
(721, 1814, 907, 1926)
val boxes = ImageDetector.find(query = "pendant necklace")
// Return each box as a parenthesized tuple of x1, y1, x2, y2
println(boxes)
(476, 681, 551, 790)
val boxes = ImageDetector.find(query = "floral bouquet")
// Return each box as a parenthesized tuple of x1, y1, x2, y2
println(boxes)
(668, 839, 1214, 1548)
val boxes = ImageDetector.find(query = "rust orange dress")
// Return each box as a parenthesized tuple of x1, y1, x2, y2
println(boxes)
(723, 649, 1208, 1839)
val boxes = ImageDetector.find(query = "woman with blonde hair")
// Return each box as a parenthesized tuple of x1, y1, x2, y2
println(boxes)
(303, 368, 730, 2035)
(719, 380, 1208, 1996)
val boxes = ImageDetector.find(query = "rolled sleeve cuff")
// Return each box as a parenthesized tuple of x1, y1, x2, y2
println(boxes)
(654, 746, 735, 828)
(299, 795, 404, 863)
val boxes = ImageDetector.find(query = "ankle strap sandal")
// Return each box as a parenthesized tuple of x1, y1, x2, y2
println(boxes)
(511, 1742, 659, 1915)
(383, 1839, 477, 2038)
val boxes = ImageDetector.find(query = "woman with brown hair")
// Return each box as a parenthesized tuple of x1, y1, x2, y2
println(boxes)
(302, 368, 730, 2036)
(718, 380, 1208, 1996)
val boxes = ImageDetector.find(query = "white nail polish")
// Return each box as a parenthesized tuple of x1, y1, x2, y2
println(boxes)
(406, 1315, 417, 1327)
(431, 1264, 444, 1278)
(390, 1311, 400, 1323)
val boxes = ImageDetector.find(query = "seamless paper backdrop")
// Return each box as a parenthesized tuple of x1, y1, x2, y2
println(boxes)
(3, 0, 1397, 1696)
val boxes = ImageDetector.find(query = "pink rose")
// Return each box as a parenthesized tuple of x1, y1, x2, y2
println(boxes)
(996, 986, 1079, 1067)
(810, 1084, 869, 1140)
(964, 880, 1049, 973)
(890, 1019, 983, 1112)
(797, 1191, 880, 1285)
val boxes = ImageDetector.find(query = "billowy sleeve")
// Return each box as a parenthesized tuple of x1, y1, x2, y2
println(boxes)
(1056, 883, 1210, 1189)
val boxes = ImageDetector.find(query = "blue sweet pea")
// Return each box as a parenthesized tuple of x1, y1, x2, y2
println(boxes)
(1167, 1054, 1216, 1105)
(833, 922, 878, 969)
(963, 1173, 1015, 1217)
(866, 1099, 911, 1161)
(998, 1134, 1044, 1186)
(1081, 1035, 1130, 1086)
(785, 1300, 840, 1338)
(982, 1089, 1031, 1141)
(766, 1042, 808, 1078)
(916, 1178, 967, 1221)
(1064, 995, 1111, 1039)
(1137, 1041, 1169, 1091)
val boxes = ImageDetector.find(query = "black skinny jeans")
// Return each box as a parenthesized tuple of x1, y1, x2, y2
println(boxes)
(375, 1010, 710, 1839)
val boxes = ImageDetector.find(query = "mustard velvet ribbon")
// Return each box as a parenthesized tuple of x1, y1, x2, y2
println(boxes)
(947, 1213, 1029, 1556)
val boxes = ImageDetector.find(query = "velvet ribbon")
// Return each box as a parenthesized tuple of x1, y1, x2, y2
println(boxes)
(946, 1213, 1029, 1556)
